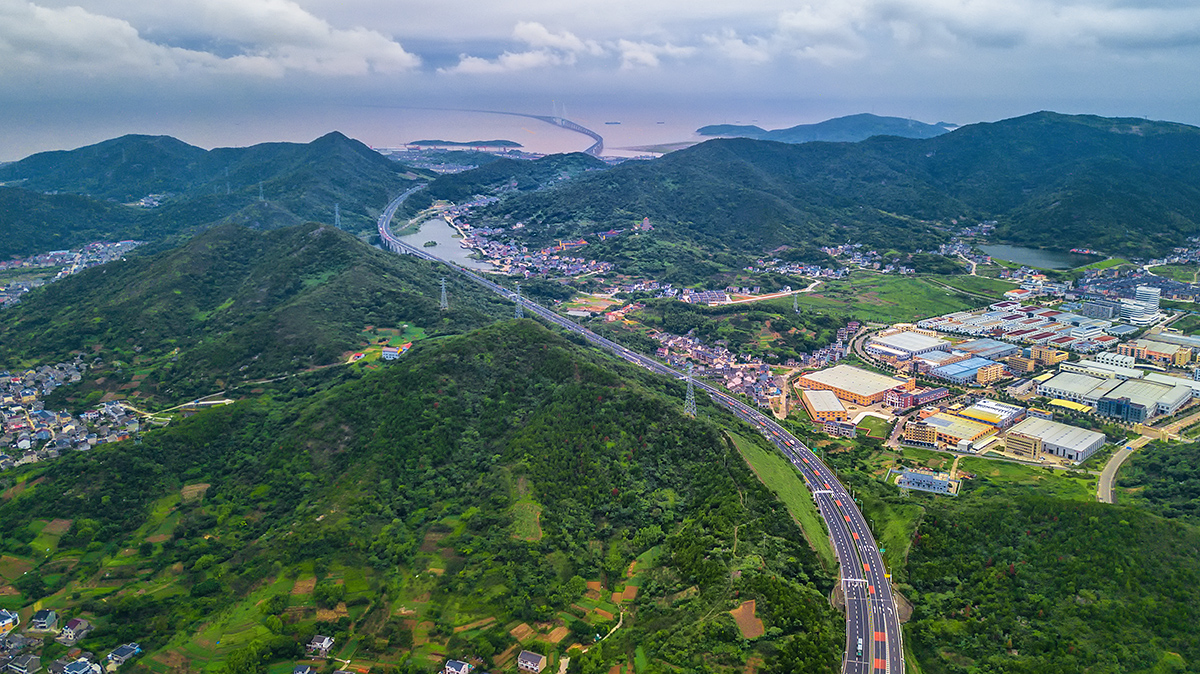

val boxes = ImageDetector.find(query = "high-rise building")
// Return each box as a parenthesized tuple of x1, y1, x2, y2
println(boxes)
(1135, 285, 1162, 310)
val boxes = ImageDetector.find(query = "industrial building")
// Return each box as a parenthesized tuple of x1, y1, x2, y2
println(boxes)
(801, 389, 847, 422)
(1118, 338, 1192, 366)
(866, 331, 951, 358)
(1093, 379, 1191, 423)
(796, 364, 914, 405)
(954, 399, 1026, 428)
(903, 412, 996, 449)
(894, 468, 959, 495)
(956, 338, 1021, 361)
(886, 386, 949, 410)
(1036, 372, 1110, 405)
(1005, 417, 1106, 463)
(929, 357, 1003, 385)
(1060, 360, 1145, 381)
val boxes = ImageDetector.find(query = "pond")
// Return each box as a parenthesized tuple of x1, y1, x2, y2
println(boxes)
(980, 245, 1096, 270)
(396, 218, 495, 271)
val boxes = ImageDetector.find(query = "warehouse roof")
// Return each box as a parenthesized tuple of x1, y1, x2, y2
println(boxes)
(869, 331, 950, 354)
(956, 338, 1020, 360)
(1008, 417, 1105, 452)
(931, 357, 998, 379)
(801, 364, 909, 398)
(1039, 372, 1106, 396)
(920, 413, 995, 441)
(802, 389, 846, 413)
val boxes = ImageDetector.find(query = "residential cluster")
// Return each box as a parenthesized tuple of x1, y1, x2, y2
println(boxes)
(0, 608, 140, 674)
(743, 258, 850, 280)
(1, 360, 137, 470)
(0, 241, 142, 307)
(1078, 268, 1200, 303)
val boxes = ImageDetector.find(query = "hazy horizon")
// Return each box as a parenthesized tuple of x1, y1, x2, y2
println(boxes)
(4, 0, 1200, 160)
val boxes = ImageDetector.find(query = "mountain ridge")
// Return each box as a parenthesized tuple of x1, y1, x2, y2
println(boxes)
(697, 113, 955, 143)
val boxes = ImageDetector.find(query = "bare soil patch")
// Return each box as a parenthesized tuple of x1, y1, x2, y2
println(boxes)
(44, 518, 73, 535)
(419, 531, 446, 553)
(730, 600, 765, 639)
(0, 556, 33, 581)
(548, 626, 570, 644)
(453, 617, 496, 633)
(593, 608, 614, 620)
(181, 483, 210, 503)
(509, 622, 535, 643)
(586, 581, 603, 592)
(291, 577, 317, 596)
(620, 585, 639, 601)
(146, 534, 170, 544)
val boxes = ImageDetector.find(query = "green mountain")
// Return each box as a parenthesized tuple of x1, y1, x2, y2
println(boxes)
(480, 112, 1200, 259)
(0, 186, 141, 258)
(0, 222, 510, 403)
(399, 152, 606, 217)
(698, 113, 954, 143)
(0, 320, 842, 674)
(0, 132, 432, 256)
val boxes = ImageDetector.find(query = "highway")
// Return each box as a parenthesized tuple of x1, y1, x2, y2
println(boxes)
(377, 188, 904, 674)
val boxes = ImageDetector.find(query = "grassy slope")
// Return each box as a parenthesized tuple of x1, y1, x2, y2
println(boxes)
(727, 432, 836, 570)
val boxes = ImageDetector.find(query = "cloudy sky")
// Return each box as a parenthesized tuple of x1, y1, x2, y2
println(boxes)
(3, 0, 1200, 158)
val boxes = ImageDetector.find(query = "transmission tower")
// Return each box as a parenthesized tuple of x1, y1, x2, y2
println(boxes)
(684, 362, 697, 417)
(793, 293, 799, 314)
(334, 203, 341, 228)
(259, 181, 264, 201)
(514, 283, 524, 319)
(439, 278, 448, 310)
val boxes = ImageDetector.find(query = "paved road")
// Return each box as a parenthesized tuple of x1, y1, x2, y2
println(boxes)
(377, 188, 905, 674)
(1097, 444, 1138, 504)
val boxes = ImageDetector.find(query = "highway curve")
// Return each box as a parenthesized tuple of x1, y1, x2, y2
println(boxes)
(377, 189, 905, 674)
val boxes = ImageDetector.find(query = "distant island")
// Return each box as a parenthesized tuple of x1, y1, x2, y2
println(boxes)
(407, 139, 523, 148)
(697, 113, 955, 144)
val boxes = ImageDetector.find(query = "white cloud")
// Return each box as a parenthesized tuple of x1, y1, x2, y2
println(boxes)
(703, 30, 773, 64)
(440, 49, 571, 75)
(615, 39, 696, 69)
(0, 0, 419, 80)
(513, 21, 604, 56)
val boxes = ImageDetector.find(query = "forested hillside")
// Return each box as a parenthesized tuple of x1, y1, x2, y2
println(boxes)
(905, 494, 1200, 673)
(0, 320, 843, 674)
(397, 152, 606, 217)
(475, 112, 1200, 259)
(1117, 439, 1200, 521)
(0, 187, 141, 258)
(0, 222, 510, 402)
(0, 132, 430, 255)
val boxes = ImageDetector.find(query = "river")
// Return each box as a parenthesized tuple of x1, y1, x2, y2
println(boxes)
(980, 245, 1096, 270)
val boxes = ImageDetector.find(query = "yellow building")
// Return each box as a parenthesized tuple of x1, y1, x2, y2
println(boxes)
(796, 364, 914, 406)
(905, 412, 996, 447)
(976, 362, 1007, 385)
(1005, 432, 1043, 458)
(801, 389, 848, 422)
(1031, 345, 1068, 366)
(1007, 355, 1037, 374)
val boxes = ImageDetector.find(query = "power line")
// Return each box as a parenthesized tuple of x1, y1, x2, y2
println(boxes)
(686, 362, 696, 414)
